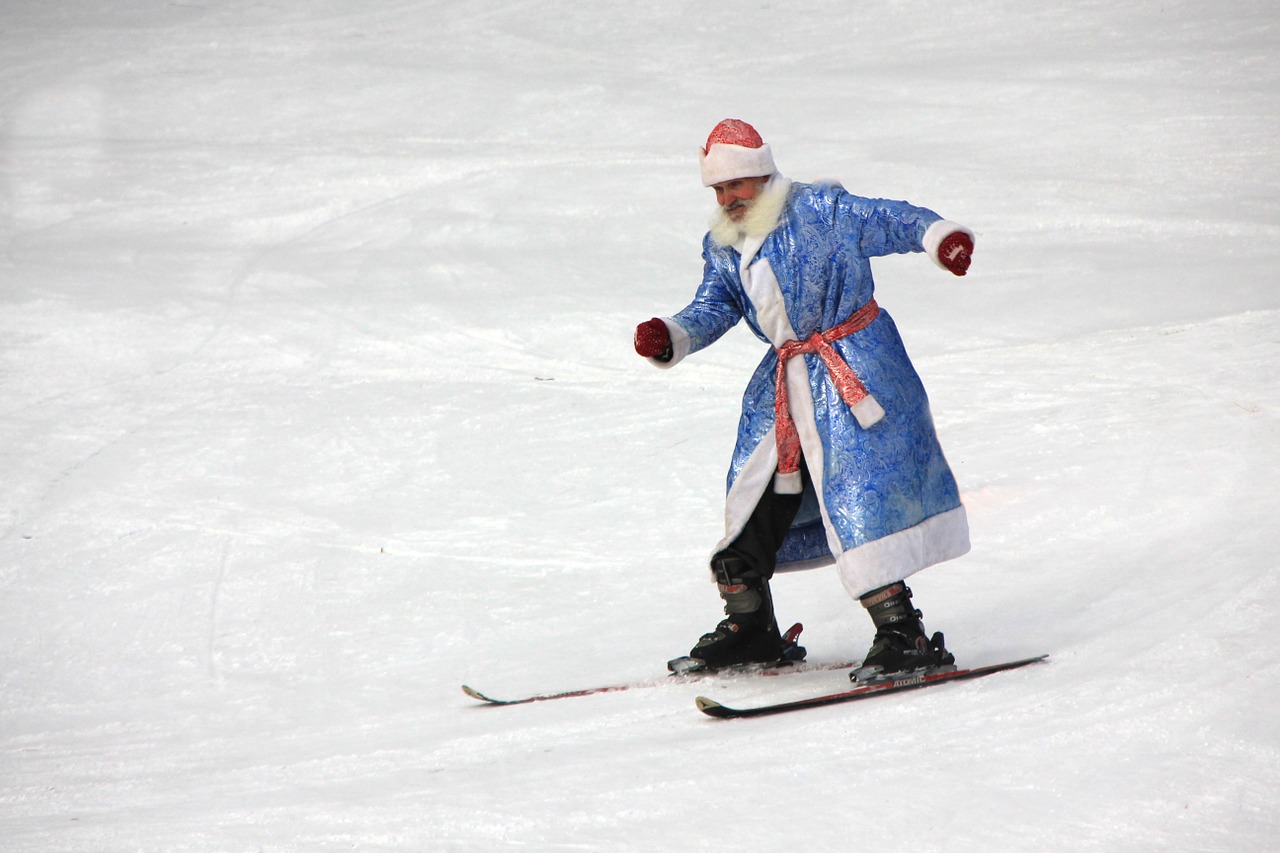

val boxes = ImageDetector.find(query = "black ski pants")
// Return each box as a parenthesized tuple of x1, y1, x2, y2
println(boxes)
(712, 459, 811, 581)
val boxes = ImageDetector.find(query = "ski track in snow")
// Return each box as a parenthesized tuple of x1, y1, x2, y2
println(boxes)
(2, 1, 1278, 850)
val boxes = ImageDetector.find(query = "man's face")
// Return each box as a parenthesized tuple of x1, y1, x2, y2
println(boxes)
(712, 176, 768, 220)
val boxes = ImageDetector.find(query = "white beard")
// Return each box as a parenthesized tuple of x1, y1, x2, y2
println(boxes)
(708, 174, 792, 249)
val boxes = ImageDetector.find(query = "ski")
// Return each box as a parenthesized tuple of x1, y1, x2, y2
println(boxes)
(695, 654, 1049, 719)
(463, 622, 845, 707)
(462, 656, 861, 707)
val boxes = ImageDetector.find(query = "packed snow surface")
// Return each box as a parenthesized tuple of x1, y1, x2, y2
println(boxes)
(2, 1, 1278, 850)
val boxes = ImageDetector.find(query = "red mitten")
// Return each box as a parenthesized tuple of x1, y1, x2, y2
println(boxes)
(634, 318, 672, 360)
(938, 231, 974, 276)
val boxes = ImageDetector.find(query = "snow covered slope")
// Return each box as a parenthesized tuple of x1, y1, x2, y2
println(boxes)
(2, 1, 1277, 849)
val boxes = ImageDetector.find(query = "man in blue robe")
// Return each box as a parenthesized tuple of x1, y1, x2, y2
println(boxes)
(634, 119, 976, 678)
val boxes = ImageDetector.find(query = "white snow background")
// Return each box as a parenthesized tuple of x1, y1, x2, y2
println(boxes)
(2, 1, 1278, 850)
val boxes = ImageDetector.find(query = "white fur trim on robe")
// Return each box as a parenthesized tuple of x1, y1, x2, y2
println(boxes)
(717, 253, 843, 554)
(833, 505, 971, 597)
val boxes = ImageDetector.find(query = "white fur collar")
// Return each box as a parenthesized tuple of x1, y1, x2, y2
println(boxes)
(708, 174, 792, 250)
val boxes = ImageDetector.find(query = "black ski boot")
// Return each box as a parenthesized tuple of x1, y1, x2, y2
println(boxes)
(669, 555, 802, 673)
(850, 581, 954, 682)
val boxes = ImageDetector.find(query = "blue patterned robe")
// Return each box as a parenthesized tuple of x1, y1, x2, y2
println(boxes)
(655, 178, 970, 597)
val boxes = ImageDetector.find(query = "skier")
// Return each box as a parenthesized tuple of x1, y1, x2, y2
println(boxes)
(635, 119, 976, 679)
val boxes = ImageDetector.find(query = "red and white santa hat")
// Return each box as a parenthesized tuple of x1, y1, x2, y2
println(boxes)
(699, 119, 776, 187)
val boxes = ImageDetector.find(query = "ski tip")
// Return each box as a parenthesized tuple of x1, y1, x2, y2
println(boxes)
(694, 696, 721, 713)
(668, 656, 708, 676)
(461, 685, 493, 703)
(694, 695, 741, 718)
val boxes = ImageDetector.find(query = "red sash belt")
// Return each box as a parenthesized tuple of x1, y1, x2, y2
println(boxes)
(774, 298, 882, 480)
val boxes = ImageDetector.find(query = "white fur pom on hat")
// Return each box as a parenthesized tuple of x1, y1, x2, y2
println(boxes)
(699, 118, 776, 187)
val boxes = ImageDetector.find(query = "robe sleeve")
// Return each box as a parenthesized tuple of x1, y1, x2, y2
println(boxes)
(655, 237, 746, 368)
(834, 191, 944, 258)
